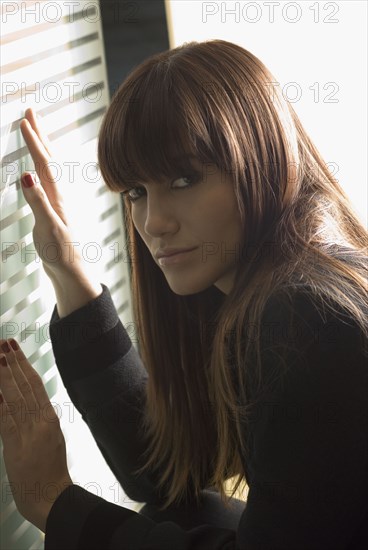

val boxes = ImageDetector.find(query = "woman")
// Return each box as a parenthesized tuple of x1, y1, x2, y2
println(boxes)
(0, 39, 367, 549)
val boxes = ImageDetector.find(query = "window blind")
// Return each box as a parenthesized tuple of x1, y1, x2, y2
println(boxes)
(0, 2, 136, 548)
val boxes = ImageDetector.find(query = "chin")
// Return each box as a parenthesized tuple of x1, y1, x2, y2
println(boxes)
(165, 278, 213, 296)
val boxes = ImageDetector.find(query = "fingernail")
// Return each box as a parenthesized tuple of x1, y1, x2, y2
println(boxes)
(1, 342, 10, 353)
(9, 339, 19, 351)
(0, 356, 8, 367)
(22, 174, 34, 188)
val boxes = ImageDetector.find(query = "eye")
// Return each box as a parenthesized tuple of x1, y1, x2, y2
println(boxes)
(171, 174, 199, 188)
(122, 173, 200, 203)
(122, 186, 145, 203)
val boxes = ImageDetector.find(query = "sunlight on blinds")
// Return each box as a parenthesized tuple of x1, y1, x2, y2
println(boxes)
(0, 2, 137, 549)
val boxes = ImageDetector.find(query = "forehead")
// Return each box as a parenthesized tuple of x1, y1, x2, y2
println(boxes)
(169, 153, 200, 165)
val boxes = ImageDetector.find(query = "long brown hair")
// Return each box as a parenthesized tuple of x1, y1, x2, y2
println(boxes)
(97, 39, 368, 510)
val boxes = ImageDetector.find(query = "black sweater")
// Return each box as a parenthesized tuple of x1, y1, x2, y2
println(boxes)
(44, 284, 368, 549)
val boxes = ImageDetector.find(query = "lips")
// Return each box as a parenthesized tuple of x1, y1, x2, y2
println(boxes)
(155, 247, 197, 260)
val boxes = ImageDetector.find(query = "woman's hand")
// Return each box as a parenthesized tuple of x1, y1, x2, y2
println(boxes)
(0, 338, 73, 532)
(19, 108, 83, 277)
(20, 108, 103, 318)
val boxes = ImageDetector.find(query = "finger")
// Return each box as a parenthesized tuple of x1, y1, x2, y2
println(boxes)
(0, 354, 27, 433)
(0, 340, 38, 414)
(19, 170, 69, 228)
(21, 172, 69, 227)
(20, 118, 56, 188)
(20, 116, 50, 163)
(0, 382, 19, 452)
(3, 339, 55, 415)
(20, 120, 69, 224)
(24, 107, 53, 158)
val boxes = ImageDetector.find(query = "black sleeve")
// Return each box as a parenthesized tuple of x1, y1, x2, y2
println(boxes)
(45, 287, 368, 549)
(48, 283, 173, 504)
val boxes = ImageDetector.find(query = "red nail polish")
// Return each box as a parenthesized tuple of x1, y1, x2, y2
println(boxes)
(1, 342, 10, 353)
(9, 339, 19, 351)
(0, 356, 8, 367)
(22, 174, 34, 188)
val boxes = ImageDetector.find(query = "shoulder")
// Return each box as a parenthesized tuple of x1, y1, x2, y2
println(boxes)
(251, 286, 368, 400)
(261, 286, 366, 352)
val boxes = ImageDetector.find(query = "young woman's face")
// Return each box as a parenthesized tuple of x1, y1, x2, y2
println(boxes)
(128, 157, 243, 295)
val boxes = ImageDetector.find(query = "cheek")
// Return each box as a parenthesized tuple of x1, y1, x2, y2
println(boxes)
(131, 207, 144, 232)
(131, 209, 148, 243)
(198, 189, 240, 237)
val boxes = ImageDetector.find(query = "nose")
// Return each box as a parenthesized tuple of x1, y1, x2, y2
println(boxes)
(143, 190, 179, 237)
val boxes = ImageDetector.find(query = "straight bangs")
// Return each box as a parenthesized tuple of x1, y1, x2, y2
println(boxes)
(97, 58, 225, 195)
